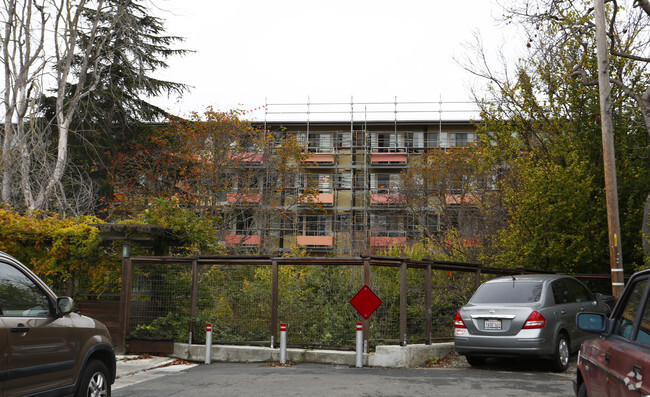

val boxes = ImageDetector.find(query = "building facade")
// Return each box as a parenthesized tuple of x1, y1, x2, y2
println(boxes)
(221, 100, 481, 255)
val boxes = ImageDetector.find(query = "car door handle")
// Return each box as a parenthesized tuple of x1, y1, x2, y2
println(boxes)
(11, 326, 30, 333)
(561, 310, 567, 314)
(605, 353, 610, 364)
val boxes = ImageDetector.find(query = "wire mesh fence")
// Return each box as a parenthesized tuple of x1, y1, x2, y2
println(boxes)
(120, 256, 616, 352)
(128, 262, 193, 341)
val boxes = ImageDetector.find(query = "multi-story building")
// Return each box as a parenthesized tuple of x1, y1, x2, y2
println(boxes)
(221, 100, 481, 256)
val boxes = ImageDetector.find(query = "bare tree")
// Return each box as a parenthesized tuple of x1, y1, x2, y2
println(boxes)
(1, 0, 47, 207)
(1, 0, 136, 213)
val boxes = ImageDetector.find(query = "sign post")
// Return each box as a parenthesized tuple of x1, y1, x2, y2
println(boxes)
(356, 322, 363, 368)
(350, 285, 382, 368)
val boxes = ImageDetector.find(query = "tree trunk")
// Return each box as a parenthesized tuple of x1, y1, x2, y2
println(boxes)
(641, 193, 650, 256)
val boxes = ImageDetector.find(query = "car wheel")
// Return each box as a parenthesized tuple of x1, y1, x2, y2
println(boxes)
(551, 332, 570, 372)
(465, 355, 486, 366)
(75, 360, 111, 397)
(577, 382, 588, 397)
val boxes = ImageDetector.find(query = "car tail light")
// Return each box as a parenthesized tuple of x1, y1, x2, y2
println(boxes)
(454, 312, 466, 328)
(523, 311, 546, 329)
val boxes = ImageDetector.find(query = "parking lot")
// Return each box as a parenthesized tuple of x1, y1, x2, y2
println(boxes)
(112, 356, 576, 397)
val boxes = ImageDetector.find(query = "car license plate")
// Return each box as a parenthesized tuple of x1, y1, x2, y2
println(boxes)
(485, 319, 502, 330)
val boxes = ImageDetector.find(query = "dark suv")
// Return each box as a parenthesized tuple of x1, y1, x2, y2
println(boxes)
(0, 251, 115, 396)
(575, 268, 650, 396)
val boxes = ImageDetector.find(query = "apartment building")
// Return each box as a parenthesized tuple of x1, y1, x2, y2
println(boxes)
(221, 100, 480, 255)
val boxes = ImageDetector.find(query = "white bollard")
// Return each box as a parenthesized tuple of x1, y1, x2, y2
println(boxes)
(356, 322, 363, 368)
(205, 323, 212, 364)
(280, 323, 287, 364)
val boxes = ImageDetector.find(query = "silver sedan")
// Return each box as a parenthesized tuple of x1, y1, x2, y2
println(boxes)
(453, 274, 612, 372)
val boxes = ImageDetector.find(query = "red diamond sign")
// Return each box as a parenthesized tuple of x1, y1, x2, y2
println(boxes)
(350, 285, 382, 320)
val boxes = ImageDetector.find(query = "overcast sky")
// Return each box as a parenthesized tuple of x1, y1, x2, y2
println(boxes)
(150, 0, 517, 121)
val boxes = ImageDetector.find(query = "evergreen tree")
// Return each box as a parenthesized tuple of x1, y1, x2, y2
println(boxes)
(65, 0, 191, 212)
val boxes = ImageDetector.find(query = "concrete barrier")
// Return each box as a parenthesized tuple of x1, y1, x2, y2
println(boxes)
(172, 342, 454, 368)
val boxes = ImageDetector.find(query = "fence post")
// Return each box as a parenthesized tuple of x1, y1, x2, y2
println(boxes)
(271, 260, 278, 348)
(400, 259, 407, 347)
(117, 247, 132, 354)
(190, 259, 198, 345)
(425, 264, 432, 345)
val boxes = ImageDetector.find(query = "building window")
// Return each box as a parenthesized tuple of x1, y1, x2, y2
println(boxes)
(336, 132, 352, 148)
(406, 132, 424, 149)
(308, 133, 333, 153)
(370, 214, 404, 236)
(371, 132, 404, 152)
(450, 132, 473, 147)
(336, 173, 352, 189)
(425, 132, 439, 148)
(300, 215, 331, 236)
(235, 213, 254, 233)
(302, 174, 332, 194)
(371, 173, 400, 193)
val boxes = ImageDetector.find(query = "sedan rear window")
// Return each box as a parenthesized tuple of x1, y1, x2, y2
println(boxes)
(470, 281, 543, 304)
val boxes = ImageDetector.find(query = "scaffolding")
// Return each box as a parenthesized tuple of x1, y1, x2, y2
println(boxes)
(226, 99, 481, 255)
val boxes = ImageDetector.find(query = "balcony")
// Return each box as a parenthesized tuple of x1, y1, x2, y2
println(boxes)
(369, 236, 407, 247)
(299, 193, 334, 206)
(370, 193, 405, 205)
(227, 192, 263, 203)
(445, 194, 481, 205)
(370, 153, 407, 165)
(303, 153, 336, 165)
(228, 152, 264, 163)
(225, 235, 262, 246)
(296, 235, 334, 246)
(445, 237, 482, 248)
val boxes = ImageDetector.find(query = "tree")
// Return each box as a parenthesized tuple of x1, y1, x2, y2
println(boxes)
(461, 0, 650, 272)
(108, 109, 309, 255)
(397, 147, 488, 262)
(1, 0, 187, 214)
(1, 0, 48, 209)
(68, 0, 189, 211)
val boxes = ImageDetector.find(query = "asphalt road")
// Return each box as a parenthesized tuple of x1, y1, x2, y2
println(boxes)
(112, 361, 575, 397)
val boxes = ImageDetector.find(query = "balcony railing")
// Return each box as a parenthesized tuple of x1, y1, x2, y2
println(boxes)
(296, 235, 334, 246)
(298, 192, 334, 205)
(225, 235, 262, 245)
(370, 152, 408, 164)
(303, 153, 336, 164)
(227, 192, 263, 203)
(228, 152, 264, 163)
(370, 193, 405, 205)
(369, 236, 407, 247)
(445, 194, 481, 205)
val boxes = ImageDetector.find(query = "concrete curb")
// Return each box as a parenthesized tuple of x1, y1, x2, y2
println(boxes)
(171, 342, 454, 368)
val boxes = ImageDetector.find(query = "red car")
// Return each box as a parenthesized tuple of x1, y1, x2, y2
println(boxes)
(575, 268, 650, 396)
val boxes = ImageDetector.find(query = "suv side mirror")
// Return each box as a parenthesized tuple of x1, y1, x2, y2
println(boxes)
(57, 297, 74, 317)
(577, 312, 608, 333)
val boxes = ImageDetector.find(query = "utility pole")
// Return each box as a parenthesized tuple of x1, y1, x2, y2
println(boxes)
(595, 0, 624, 299)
